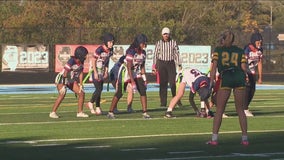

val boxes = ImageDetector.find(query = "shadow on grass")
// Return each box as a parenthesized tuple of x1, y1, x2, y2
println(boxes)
(1, 132, 284, 160)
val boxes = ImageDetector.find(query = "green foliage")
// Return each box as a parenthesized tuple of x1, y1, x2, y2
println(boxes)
(0, 1, 283, 47)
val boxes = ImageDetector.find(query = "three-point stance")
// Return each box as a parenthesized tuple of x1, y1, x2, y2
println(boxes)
(164, 68, 211, 118)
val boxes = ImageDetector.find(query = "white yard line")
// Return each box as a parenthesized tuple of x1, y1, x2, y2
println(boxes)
(75, 145, 111, 149)
(1, 129, 284, 145)
(143, 152, 284, 160)
(1, 115, 284, 126)
(120, 148, 157, 151)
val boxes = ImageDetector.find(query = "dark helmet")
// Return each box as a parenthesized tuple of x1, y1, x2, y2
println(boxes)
(250, 32, 263, 45)
(196, 77, 211, 101)
(103, 33, 115, 46)
(134, 34, 147, 48)
(74, 46, 88, 63)
(197, 86, 211, 101)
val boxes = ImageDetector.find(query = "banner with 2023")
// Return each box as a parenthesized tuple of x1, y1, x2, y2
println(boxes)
(1, 44, 211, 73)
(55, 44, 211, 74)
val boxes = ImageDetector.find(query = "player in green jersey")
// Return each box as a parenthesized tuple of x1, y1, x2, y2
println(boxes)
(207, 29, 249, 146)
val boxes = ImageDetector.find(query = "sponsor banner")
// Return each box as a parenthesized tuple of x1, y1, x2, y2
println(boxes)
(55, 45, 99, 73)
(179, 45, 211, 73)
(111, 45, 211, 74)
(143, 45, 211, 73)
(55, 45, 211, 74)
(55, 44, 126, 73)
(1, 44, 49, 72)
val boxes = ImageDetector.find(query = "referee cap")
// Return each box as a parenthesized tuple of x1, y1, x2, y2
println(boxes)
(162, 27, 170, 35)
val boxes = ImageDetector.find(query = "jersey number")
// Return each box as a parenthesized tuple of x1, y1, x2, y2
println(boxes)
(221, 52, 238, 67)
(190, 69, 201, 77)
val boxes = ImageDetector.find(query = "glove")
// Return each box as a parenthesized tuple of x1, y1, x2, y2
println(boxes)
(59, 86, 67, 95)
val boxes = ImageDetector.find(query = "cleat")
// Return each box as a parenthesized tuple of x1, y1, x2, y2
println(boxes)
(241, 140, 249, 146)
(113, 107, 120, 114)
(76, 112, 89, 118)
(142, 112, 151, 119)
(222, 113, 229, 118)
(164, 111, 176, 118)
(49, 112, 59, 118)
(244, 110, 254, 117)
(107, 112, 115, 119)
(86, 102, 96, 114)
(95, 107, 102, 115)
(206, 140, 218, 146)
(127, 107, 135, 113)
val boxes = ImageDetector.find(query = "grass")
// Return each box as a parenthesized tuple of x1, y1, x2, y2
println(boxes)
(0, 89, 284, 160)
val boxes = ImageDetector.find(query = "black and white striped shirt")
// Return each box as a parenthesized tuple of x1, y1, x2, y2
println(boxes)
(153, 39, 180, 65)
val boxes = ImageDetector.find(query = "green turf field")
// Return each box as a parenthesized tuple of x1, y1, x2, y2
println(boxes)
(0, 90, 284, 160)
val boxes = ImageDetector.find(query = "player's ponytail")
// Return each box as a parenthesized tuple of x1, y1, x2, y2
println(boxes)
(220, 29, 234, 47)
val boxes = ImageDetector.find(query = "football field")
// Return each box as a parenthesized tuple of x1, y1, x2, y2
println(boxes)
(0, 87, 284, 160)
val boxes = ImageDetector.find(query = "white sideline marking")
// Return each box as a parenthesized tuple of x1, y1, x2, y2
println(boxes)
(1, 115, 284, 126)
(32, 143, 66, 147)
(75, 145, 110, 149)
(2, 129, 284, 145)
(144, 152, 284, 160)
(232, 153, 269, 157)
(5, 140, 37, 144)
(168, 151, 203, 154)
(121, 148, 156, 151)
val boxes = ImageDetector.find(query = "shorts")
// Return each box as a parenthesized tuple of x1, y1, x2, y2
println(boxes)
(220, 70, 246, 89)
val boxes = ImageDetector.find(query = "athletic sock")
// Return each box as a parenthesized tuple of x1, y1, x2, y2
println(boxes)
(212, 134, 218, 141)
(242, 135, 248, 141)
(167, 108, 173, 112)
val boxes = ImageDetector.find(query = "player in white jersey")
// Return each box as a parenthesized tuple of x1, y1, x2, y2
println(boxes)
(50, 46, 89, 118)
(86, 33, 114, 115)
(165, 68, 211, 118)
(108, 34, 150, 119)
(243, 30, 263, 117)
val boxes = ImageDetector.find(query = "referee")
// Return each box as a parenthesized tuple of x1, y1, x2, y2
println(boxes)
(152, 27, 182, 108)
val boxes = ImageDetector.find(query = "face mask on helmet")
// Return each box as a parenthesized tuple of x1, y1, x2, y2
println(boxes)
(74, 46, 88, 63)
(250, 33, 263, 48)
